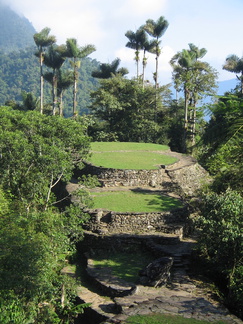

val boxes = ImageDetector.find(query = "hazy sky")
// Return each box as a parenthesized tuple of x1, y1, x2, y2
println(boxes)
(3, 0, 243, 84)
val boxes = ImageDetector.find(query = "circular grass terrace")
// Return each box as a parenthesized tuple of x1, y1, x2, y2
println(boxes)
(89, 142, 178, 170)
(91, 189, 183, 212)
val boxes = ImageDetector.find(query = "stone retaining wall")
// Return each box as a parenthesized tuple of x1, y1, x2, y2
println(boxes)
(166, 163, 211, 198)
(78, 231, 182, 255)
(82, 162, 166, 187)
(85, 206, 190, 237)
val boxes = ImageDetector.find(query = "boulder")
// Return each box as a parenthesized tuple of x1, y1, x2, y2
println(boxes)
(139, 257, 173, 287)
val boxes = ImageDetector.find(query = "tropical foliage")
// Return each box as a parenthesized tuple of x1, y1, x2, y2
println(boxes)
(0, 107, 93, 322)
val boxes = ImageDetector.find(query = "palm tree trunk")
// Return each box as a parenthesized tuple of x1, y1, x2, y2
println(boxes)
(73, 60, 78, 116)
(183, 88, 189, 153)
(40, 52, 44, 114)
(155, 55, 159, 89)
(52, 73, 58, 115)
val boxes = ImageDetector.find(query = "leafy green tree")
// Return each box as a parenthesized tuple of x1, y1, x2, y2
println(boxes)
(33, 27, 56, 114)
(199, 95, 243, 193)
(196, 189, 243, 317)
(65, 38, 96, 115)
(92, 58, 128, 79)
(0, 107, 90, 212)
(170, 44, 218, 152)
(89, 75, 171, 143)
(144, 16, 169, 88)
(0, 108, 92, 322)
(21, 91, 40, 111)
(223, 54, 243, 94)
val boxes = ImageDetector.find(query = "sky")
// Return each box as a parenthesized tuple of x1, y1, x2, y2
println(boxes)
(3, 0, 243, 85)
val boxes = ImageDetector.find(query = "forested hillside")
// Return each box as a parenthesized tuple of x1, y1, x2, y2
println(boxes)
(0, 2, 35, 52)
(0, 48, 100, 115)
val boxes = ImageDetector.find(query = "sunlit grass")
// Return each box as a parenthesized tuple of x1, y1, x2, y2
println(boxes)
(91, 141, 169, 152)
(88, 142, 177, 170)
(89, 151, 177, 170)
(91, 190, 183, 212)
(92, 250, 154, 282)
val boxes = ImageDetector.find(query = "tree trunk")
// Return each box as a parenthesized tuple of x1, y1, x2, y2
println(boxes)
(73, 61, 78, 116)
(40, 52, 44, 114)
(183, 88, 189, 153)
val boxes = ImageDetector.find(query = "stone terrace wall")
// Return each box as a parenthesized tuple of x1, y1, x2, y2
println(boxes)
(82, 163, 166, 187)
(84, 206, 190, 238)
(166, 163, 211, 198)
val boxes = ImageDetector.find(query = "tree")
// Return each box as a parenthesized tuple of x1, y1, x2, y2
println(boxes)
(57, 69, 74, 116)
(199, 94, 243, 193)
(196, 189, 243, 317)
(43, 44, 66, 115)
(92, 58, 128, 79)
(33, 27, 56, 114)
(0, 107, 90, 212)
(170, 44, 218, 152)
(89, 75, 171, 143)
(0, 107, 92, 322)
(21, 91, 40, 111)
(223, 54, 243, 94)
(144, 16, 169, 88)
(141, 38, 157, 88)
(125, 27, 147, 79)
(65, 38, 96, 116)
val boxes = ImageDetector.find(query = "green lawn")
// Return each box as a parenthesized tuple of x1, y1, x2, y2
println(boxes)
(89, 151, 177, 170)
(91, 141, 169, 152)
(91, 190, 183, 212)
(89, 142, 177, 170)
(92, 250, 154, 283)
(125, 314, 228, 324)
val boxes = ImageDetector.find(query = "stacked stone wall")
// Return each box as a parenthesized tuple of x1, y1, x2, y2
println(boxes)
(84, 206, 190, 238)
(82, 163, 166, 187)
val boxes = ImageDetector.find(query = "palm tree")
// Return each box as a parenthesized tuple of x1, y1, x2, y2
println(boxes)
(223, 54, 243, 94)
(92, 58, 128, 79)
(65, 38, 96, 116)
(43, 45, 66, 115)
(33, 27, 56, 114)
(170, 44, 217, 152)
(125, 28, 147, 79)
(141, 38, 157, 88)
(144, 16, 169, 88)
(57, 70, 73, 116)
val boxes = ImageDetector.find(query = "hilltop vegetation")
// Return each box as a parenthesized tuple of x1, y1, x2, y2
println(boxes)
(0, 2, 35, 52)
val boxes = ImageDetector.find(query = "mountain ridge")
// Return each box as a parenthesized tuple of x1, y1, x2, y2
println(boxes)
(0, 2, 36, 52)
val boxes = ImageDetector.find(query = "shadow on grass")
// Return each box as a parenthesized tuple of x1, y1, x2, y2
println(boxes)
(131, 187, 183, 211)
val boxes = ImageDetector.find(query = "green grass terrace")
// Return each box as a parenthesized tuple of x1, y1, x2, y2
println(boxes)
(91, 189, 183, 213)
(88, 142, 178, 170)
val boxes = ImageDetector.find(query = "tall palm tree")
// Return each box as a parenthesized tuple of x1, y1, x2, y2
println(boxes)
(141, 38, 157, 88)
(125, 28, 147, 79)
(65, 38, 96, 116)
(57, 70, 73, 116)
(144, 16, 169, 88)
(33, 27, 56, 114)
(170, 45, 215, 152)
(92, 58, 128, 79)
(43, 45, 66, 115)
(223, 54, 243, 94)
